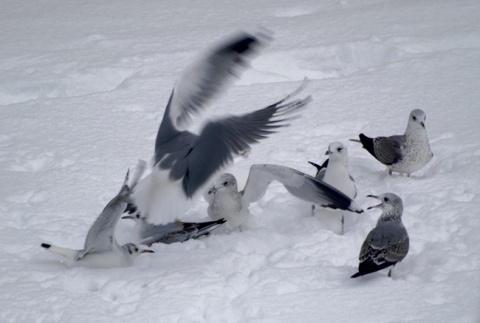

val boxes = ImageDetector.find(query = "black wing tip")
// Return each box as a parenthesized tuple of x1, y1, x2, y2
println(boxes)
(41, 243, 51, 249)
(219, 30, 272, 56)
(351, 272, 363, 278)
(358, 133, 376, 158)
(308, 161, 322, 169)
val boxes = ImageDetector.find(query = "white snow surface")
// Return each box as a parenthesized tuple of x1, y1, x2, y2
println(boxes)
(1, 0, 479, 322)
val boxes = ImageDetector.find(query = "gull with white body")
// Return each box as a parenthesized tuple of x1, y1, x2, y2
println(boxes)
(130, 30, 311, 225)
(206, 164, 364, 231)
(352, 109, 433, 176)
(41, 160, 154, 268)
(309, 142, 357, 234)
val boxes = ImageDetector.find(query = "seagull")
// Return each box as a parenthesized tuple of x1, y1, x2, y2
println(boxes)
(309, 142, 357, 234)
(351, 109, 433, 176)
(206, 164, 364, 231)
(122, 206, 226, 246)
(351, 193, 409, 278)
(130, 30, 312, 225)
(40, 160, 154, 268)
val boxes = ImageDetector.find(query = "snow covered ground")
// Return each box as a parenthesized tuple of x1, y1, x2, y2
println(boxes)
(1, 0, 479, 322)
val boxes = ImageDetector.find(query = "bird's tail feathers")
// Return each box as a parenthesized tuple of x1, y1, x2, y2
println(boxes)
(41, 243, 78, 262)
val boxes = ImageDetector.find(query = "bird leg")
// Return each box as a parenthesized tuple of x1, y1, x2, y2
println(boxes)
(388, 169, 393, 176)
(388, 268, 392, 277)
(311, 204, 316, 217)
(340, 214, 345, 235)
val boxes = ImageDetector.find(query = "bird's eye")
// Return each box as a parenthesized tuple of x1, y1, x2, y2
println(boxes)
(223, 181, 229, 186)
(384, 197, 389, 202)
(136, 214, 140, 219)
(412, 116, 417, 121)
(337, 147, 343, 152)
(135, 247, 139, 252)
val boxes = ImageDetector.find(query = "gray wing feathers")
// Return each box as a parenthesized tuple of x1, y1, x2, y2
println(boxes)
(242, 164, 355, 212)
(373, 136, 404, 165)
(81, 161, 146, 257)
(169, 31, 271, 130)
(359, 222, 409, 265)
(171, 93, 311, 198)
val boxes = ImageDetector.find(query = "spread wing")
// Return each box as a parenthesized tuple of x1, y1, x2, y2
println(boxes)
(240, 164, 363, 213)
(81, 161, 146, 257)
(157, 88, 311, 199)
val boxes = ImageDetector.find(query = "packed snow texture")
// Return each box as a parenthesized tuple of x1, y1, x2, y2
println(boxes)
(1, 0, 479, 322)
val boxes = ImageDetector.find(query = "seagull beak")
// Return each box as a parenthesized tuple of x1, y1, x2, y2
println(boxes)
(420, 122, 425, 128)
(325, 150, 331, 155)
(122, 215, 134, 220)
(366, 195, 383, 210)
(142, 249, 155, 254)
(208, 186, 217, 195)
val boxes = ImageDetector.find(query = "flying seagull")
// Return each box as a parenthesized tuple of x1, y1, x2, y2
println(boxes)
(351, 109, 433, 176)
(130, 30, 312, 225)
(40, 160, 154, 268)
(309, 142, 357, 234)
(351, 193, 409, 278)
(122, 205, 226, 246)
(206, 164, 364, 231)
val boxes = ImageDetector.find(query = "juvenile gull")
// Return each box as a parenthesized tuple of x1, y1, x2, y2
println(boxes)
(206, 164, 364, 231)
(351, 193, 409, 278)
(309, 142, 357, 234)
(122, 207, 226, 246)
(131, 30, 311, 225)
(40, 160, 154, 268)
(352, 109, 433, 176)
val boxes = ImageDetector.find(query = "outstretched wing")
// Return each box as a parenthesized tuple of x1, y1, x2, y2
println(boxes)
(240, 164, 363, 213)
(155, 30, 272, 151)
(157, 85, 311, 199)
(81, 161, 146, 257)
(139, 219, 226, 246)
(170, 31, 272, 131)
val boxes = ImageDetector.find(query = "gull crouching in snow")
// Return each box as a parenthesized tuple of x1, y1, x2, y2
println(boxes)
(309, 142, 357, 234)
(40, 160, 154, 268)
(130, 30, 312, 225)
(206, 164, 364, 231)
(351, 193, 409, 278)
(122, 206, 226, 246)
(351, 109, 433, 176)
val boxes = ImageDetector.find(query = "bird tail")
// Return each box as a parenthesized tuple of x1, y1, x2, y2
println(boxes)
(41, 243, 78, 262)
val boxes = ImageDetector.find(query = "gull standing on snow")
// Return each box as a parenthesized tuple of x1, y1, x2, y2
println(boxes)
(351, 109, 433, 176)
(131, 30, 311, 225)
(206, 164, 364, 231)
(351, 193, 409, 278)
(40, 160, 154, 268)
(122, 206, 226, 246)
(309, 142, 357, 234)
